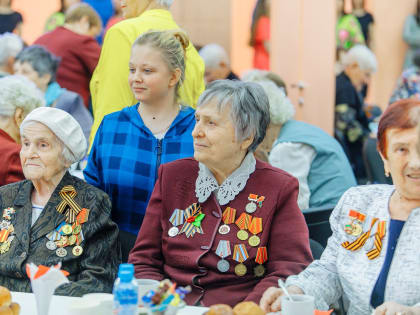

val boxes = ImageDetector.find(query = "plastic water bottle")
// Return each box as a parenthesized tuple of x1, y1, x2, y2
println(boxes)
(113, 264, 139, 315)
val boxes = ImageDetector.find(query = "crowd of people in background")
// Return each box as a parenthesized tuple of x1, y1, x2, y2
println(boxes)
(1, 0, 420, 314)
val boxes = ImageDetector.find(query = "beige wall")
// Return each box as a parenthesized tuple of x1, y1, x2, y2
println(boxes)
(12, 0, 59, 44)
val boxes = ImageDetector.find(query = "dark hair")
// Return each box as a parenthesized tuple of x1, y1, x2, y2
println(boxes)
(377, 99, 420, 159)
(15, 45, 60, 84)
(249, 0, 269, 47)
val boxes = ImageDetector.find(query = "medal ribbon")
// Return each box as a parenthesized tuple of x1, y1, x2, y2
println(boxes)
(169, 209, 185, 227)
(342, 218, 378, 251)
(256, 196, 265, 208)
(222, 207, 236, 224)
(235, 213, 252, 230)
(233, 244, 249, 263)
(0, 229, 10, 243)
(215, 240, 231, 259)
(367, 221, 386, 260)
(248, 194, 258, 202)
(179, 203, 204, 238)
(348, 210, 366, 222)
(249, 217, 263, 235)
(56, 186, 82, 224)
(255, 246, 268, 265)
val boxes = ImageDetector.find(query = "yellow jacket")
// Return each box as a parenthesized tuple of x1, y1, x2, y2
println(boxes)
(89, 9, 205, 148)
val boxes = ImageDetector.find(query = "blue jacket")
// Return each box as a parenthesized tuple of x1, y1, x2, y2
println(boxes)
(84, 104, 195, 234)
(274, 119, 356, 208)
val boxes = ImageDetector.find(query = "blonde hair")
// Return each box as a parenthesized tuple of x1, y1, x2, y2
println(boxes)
(133, 30, 189, 101)
(65, 3, 102, 29)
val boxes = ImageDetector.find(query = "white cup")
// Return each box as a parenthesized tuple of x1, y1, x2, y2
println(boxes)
(82, 293, 113, 315)
(281, 294, 315, 315)
(67, 299, 102, 315)
(136, 279, 160, 304)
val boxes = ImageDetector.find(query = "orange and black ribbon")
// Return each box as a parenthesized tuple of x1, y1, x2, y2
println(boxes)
(255, 246, 268, 265)
(222, 207, 236, 224)
(367, 221, 386, 260)
(56, 186, 82, 224)
(235, 213, 252, 230)
(342, 218, 378, 251)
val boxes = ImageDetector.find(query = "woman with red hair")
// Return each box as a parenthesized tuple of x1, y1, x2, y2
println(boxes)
(261, 99, 420, 314)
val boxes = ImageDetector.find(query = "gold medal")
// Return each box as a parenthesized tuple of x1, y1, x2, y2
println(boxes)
(62, 224, 72, 235)
(248, 235, 261, 247)
(237, 230, 249, 241)
(72, 245, 83, 256)
(254, 264, 265, 277)
(68, 235, 77, 246)
(351, 223, 363, 237)
(234, 263, 247, 276)
(72, 224, 82, 235)
(0, 240, 10, 254)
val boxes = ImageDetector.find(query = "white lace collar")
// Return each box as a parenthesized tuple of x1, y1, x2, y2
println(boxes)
(195, 152, 256, 205)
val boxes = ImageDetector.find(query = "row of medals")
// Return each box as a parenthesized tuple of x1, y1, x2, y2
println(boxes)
(46, 223, 83, 258)
(0, 208, 15, 254)
(218, 200, 264, 277)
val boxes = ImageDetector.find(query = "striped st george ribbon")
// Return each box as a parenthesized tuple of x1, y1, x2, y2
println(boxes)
(342, 218, 379, 251)
(56, 186, 82, 224)
(366, 221, 387, 260)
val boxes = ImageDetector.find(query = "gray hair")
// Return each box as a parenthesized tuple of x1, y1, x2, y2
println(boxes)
(199, 44, 230, 69)
(197, 80, 270, 152)
(15, 45, 60, 83)
(342, 45, 377, 72)
(0, 75, 45, 117)
(20, 120, 77, 166)
(255, 80, 295, 125)
(157, 0, 174, 6)
(0, 33, 23, 66)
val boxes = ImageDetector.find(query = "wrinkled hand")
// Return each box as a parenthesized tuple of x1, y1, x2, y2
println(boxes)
(373, 301, 420, 315)
(259, 285, 304, 313)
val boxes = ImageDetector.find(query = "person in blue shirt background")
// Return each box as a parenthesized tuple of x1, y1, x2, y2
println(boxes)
(84, 29, 195, 236)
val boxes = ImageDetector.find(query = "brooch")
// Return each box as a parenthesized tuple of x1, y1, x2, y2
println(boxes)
(179, 203, 205, 238)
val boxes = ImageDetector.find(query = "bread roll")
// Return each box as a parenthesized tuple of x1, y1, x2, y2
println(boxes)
(9, 303, 19, 315)
(0, 306, 13, 315)
(0, 287, 11, 307)
(233, 301, 265, 315)
(205, 304, 234, 315)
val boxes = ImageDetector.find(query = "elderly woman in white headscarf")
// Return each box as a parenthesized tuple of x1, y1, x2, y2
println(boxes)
(0, 107, 120, 296)
(243, 72, 356, 210)
(0, 75, 44, 187)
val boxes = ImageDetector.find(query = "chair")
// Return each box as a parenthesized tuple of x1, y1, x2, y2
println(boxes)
(302, 205, 334, 248)
(119, 230, 138, 263)
(363, 137, 393, 184)
(309, 238, 324, 260)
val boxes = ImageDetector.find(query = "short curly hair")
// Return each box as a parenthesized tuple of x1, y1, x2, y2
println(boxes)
(0, 75, 44, 117)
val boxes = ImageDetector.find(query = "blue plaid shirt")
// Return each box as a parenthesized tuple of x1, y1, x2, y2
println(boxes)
(84, 104, 195, 234)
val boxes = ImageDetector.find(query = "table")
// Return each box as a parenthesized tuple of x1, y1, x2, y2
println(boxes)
(11, 291, 209, 315)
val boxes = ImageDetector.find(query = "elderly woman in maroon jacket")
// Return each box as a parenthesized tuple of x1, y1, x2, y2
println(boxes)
(128, 80, 312, 307)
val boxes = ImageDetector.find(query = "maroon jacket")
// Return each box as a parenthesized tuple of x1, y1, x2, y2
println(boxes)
(0, 129, 24, 187)
(34, 27, 101, 107)
(128, 158, 312, 307)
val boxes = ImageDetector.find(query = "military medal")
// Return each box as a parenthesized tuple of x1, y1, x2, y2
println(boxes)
(235, 213, 252, 241)
(72, 245, 83, 256)
(248, 217, 262, 247)
(0, 207, 16, 255)
(219, 207, 236, 235)
(56, 247, 67, 257)
(215, 240, 231, 273)
(72, 224, 82, 235)
(46, 240, 57, 250)
(168, 209, 185, 237)
(256, 196, 265, 208)
(254, 246, 268, 277)
(68, 235, 77, 246)
(344, 210, 366, 236)
(179, 204, 205, 238)
(245, 194, 258, 214)
(62, 224, 73, 235)
(233, 244, 249, 276)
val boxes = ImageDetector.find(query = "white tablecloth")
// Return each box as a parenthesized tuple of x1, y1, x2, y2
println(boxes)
(11, 291, 208, 315)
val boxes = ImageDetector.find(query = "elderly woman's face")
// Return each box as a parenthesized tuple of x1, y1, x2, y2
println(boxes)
(13, 61, 50, 92)
(192, 100, 249, 170)
(382, 127, 420, 200)
(120, 0, 151, 19)
(20, 122, 67, 182)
